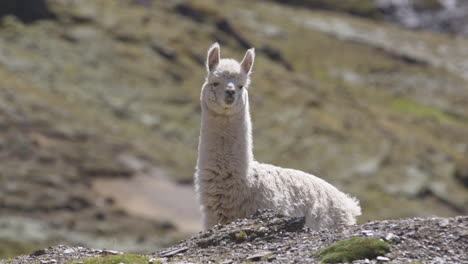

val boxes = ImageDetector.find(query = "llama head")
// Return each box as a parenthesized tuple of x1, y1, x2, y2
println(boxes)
(201, 43, 255, 116)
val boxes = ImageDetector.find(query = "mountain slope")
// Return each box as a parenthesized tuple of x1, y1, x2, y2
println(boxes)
(0, 0, 467, 257)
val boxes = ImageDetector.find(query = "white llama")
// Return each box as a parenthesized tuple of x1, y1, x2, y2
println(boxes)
(195, 43, 361, 230)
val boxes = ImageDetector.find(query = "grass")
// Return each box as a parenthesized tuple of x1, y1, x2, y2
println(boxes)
(68, 254, 154, 264)
(317, 237, 390, 263)
(390, 98, 460, 123)
(0, 239, 39, 260)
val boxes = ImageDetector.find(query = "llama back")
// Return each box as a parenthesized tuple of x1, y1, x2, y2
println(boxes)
(251, 161, 361, 229)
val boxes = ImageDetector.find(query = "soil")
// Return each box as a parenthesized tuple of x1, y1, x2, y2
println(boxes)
(93, 174, 202, 234)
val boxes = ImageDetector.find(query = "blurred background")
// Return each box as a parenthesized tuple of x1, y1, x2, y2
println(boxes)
(0, 0, 467, 259)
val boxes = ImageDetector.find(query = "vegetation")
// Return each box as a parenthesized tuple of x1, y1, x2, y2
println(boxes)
(234, 230, 247, 242)
(68, 254, 154, 264)
(390, 98, 463, 124)
(0, 239, 38, 260)
(317, 237, 390, 263)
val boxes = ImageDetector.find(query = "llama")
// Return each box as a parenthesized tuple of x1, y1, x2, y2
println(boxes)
(194, 43, 361, 230)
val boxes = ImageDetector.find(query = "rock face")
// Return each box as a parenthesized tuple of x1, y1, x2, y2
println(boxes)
(270, 0, 468, 36)
(4, 211, 468, 264)
(377, 0, 468, 36)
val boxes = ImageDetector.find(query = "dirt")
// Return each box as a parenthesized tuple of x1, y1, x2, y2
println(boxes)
(91, 153, 201, 233)
(93, 174, 202, 234)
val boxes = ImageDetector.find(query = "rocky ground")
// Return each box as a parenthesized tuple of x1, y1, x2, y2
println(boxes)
(272, 0, 468, 36)
(3, 211, 467, 264)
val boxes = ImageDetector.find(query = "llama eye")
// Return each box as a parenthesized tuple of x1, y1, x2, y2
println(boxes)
(212, 82, 220, 87)
(238, 85, 244, 89)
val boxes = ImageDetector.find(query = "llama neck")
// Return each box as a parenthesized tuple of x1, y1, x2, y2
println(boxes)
(198, 101, 253, 179)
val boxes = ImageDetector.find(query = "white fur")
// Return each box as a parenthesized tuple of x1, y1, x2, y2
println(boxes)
(195, 43, 361, 230)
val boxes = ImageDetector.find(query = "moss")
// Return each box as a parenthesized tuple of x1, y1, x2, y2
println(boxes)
(234, 230, 247, 242)
(68, 254, 153, 264)
(317, 237, 390, 263)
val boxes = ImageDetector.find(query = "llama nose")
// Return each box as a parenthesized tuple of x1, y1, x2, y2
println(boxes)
(226, 90, 235, 97)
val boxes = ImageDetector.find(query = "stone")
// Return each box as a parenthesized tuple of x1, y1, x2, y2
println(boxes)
(140, 114, 160, 128)
(103, 250, 122, 255)
(159, 247, 189, 258)
(246, 251, 273, 262)
(384, 233, 400, 242)
(40, 260, 57, 264)
(361, 230, 374, 237)
(438, 219, 450, 227)
(376, 256, 390, 262)
(63, 248, 75, 254)
(148, 258, 167, 264)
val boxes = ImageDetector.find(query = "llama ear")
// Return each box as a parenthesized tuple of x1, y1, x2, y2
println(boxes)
(240, 48, 255, 74)
(206, 42, 220, 72)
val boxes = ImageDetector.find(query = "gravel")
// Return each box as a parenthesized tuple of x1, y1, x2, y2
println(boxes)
(3, 210, 467, 264)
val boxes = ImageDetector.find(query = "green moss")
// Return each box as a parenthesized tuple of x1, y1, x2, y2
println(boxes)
(68, 254, 153, 264)
(317, 237, 390, 263)
(390, 98, 460, 123)
(234, 230, 247, 242)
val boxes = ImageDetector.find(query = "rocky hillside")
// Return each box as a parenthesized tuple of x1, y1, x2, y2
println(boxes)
(271, 0, 468, 35)
(4, 211, 468, 264)
(0, 0, 467, 258)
